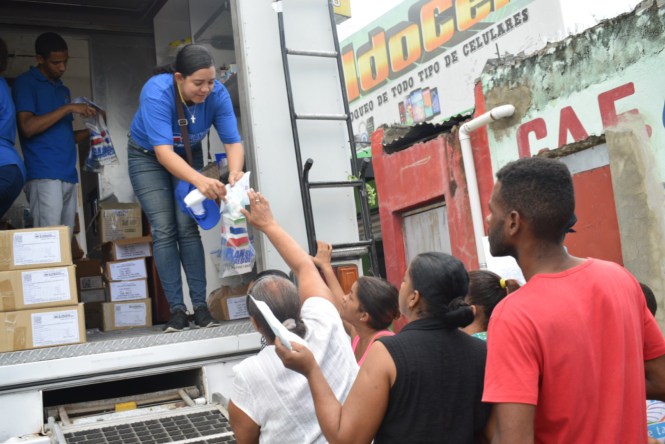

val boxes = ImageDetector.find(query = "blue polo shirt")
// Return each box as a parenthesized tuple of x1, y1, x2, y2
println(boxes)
(12, 66, 77, 183)
(130, 73, 241, 153)
(0, 77, 26, 180)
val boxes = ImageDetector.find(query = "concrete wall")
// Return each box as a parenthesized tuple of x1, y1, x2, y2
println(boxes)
(479, 2, 665, 324)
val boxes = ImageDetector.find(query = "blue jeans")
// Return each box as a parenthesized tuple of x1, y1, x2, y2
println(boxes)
(0, 164, 24, 220)
(128, 140, 206, 313)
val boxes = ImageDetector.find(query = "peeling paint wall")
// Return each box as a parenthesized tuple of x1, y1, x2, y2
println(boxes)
(482, 3, 665, 182)
(370, 127, 478, 327)
(480, 2, 665, 326)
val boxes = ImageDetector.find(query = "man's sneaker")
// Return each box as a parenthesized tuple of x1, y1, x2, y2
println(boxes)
(194, 305, 219, 328)
(164, 309, 189, 333)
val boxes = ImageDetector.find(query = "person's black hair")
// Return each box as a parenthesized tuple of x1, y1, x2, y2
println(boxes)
(0, 38, 8, 73)
(356, 276, 399, 330)
(467, 270, 520, 330)
(35, 32, 68, 59)
(153, 44, 214, 76)
(495, 157, 575, 243)
(641, 282, 658, 317)
(409, 252, 473, 328)
(246, 276, 307, 342)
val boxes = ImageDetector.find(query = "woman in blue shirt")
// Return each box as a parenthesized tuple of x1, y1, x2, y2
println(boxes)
(128, 44, 244, 332)
(0, 37, 27, 220)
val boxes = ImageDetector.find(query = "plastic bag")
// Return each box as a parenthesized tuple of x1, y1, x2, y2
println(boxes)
(74, 97, 119, 173)
(219, 172, 255, 278)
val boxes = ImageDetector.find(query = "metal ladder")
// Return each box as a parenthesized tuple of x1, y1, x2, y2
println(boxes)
(275, 0, 380, 277)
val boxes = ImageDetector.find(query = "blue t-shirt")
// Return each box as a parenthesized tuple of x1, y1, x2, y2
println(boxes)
(12, 66, 77, 183)
(130, 73, 241, 153)
(0, 77, 26, 180)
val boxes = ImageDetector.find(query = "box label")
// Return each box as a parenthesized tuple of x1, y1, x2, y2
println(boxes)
(13, 230, 62, 266)
(32, 309, 80, 347)
(80, 275, 103, 290)
(115, 242, 151, 260)
(227, 295, 249, 320)
(22, 268, 72, 305)
(108, 259, 146, 281)
(109, 280, 147, 301)
(80, 288, 106, 303)
(115, 303, 147, 327)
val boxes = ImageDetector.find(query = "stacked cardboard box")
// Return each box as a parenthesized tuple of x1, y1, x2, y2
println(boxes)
(99, 235, 153, 331)
(0, 226, 86, 352)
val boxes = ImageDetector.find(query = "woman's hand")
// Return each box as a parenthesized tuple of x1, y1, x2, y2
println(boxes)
(313, 241, 333, 270)
(274, 338, 318, 377)
(228, 170, 244, 186)
(194, 174, 227, 200)
(240, 189, 276, 232)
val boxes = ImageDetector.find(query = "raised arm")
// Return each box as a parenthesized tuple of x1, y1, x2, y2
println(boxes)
(312, 241, 346, 310)
(241, 190, 333, 305)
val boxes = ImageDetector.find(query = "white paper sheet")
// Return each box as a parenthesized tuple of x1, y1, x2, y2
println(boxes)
(22, 268, 72, 305)
(114, 303, 147, 327)
(31, 309, 80, 347)
(13, 230, 61, 266)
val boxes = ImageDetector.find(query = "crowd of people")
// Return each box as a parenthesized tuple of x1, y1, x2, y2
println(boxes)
(231, 156, 665, 444)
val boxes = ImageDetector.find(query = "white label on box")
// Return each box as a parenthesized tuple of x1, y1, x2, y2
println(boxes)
(22, 268, 72, 305)
(80, 275, 103, 290)
(115, 303, 147, 327)
(115, 243, 151, 260)
(13, 230, 62, 266)
(32, 309, 80, 347)
(109, 280, 147, 301)
(108, 259, 146, 281)
(227, 296, 249, 320)
(80, 288, 106, 303)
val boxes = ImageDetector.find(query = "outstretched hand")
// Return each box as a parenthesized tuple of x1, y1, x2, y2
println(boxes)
(274, 337, 318, 376)
(240, 189, 276, 232)
(312, 241, 333, 269)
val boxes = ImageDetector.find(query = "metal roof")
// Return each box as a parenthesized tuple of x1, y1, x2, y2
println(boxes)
(381, 111, 473, 154)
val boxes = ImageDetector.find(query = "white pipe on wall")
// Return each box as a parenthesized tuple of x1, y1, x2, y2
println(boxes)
(459, 104, 515, 269)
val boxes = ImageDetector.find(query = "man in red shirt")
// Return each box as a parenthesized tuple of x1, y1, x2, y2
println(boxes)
(483, 156, 665, 443)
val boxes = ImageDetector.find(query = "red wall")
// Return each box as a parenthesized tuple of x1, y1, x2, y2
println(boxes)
(371, 128, 479, 306)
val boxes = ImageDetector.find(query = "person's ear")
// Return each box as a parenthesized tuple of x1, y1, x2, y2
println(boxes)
(409, 290, 421, 309)
(507, 210, 521, 236)
(36, 55, 45, 65)
(469, 304, 478, 317)
(174, 72, 185, 83)
(359, 311, 369, 323)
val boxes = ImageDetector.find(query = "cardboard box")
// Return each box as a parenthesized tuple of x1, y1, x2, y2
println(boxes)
(209, 284, 250, 321)
(102, 236, 152, 262)
(84, 302, 104, 330)
(0, 266, 78, 312)
(108, 279, 148, 302)
(105, 258, 147, 282)
(99, 202, 142, 243)
(0, 226, 72, 271)
(80, 288, 106, 303)
(74, 258, 103, 291)
(0, 304, 86, 352)
(101, 299, 152, 331)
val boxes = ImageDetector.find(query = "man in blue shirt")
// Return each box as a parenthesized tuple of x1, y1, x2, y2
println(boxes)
(12, 32, 95, 232)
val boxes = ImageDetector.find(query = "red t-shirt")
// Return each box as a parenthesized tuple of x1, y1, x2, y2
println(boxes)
(483, 259, 665, 443)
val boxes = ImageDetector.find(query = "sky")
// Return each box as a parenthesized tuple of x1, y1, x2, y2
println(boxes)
(337, 0, 644, 41)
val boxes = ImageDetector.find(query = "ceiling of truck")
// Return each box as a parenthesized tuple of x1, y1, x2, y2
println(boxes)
(0, 0, 168, 34)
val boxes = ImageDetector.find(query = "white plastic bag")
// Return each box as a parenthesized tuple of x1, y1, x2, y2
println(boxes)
(219, 172, 255, 278)
(74, 97, 118, 172)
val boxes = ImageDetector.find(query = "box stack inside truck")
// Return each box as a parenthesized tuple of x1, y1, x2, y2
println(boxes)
(0, 226, 86, 352)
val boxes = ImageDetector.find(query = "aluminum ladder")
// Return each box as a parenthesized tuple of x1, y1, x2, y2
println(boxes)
(274, 0, 380, 277)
